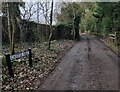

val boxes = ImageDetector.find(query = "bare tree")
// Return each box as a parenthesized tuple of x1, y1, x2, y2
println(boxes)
(39, 0, 51, 39)
(48, 0, 54, 49)
(39, 0, 60, 41)
(20, 2, 39, 42)
(20, 2, 38, 21)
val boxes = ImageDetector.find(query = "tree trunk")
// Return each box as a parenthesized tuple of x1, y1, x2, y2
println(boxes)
(72, 6, 76, 40)
(7, 3, 15, 54)
(45, 2, 48, 40)
(74, 16, 80, 41)
(11, 7, 16, 54)
(7, 3, 16, 54)
(37, 3, 40, 43)
(7, 3, 12, 51)
(48, 0, 53, 49)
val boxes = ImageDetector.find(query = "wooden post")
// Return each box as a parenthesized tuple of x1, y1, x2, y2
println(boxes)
(28, 49, 32, 67)
(5, 54, 14, 77)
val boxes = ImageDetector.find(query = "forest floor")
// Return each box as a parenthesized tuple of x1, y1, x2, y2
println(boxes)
(40, 34, 119, 90)
(2, 40, 76, 90)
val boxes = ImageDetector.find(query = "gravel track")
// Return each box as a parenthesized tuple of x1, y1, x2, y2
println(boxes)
(40, 35, 119, 90)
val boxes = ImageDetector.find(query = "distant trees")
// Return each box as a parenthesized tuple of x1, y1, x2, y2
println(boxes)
(93, 2, 120, 35)
(80, 3, 96, 33)
(57, 2, 84, 40)
(2, 1, 119, 51)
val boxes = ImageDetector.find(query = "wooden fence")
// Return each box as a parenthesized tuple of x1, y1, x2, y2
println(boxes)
(107, 32, 117, 47)
(91, 32, 120, 54)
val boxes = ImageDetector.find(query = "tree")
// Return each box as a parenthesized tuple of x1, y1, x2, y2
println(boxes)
(36, 2, 41, 43)
(57, 2, 84, 40)
(92, 2, 118, 35)
(39, 1, 51, 40)
(3, 2, 24, 54)
(20, 2, 39, 42)
(2, 2, 24, 42)
(48, 0, 54, 49)
(80, 3, 96, 33)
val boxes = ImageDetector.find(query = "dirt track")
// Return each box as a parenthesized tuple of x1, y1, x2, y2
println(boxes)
(39, 35, 119, 90)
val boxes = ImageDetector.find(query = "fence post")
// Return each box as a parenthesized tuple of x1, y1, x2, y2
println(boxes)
(28, 49, 32, 67)
(5, 54, 14, 77)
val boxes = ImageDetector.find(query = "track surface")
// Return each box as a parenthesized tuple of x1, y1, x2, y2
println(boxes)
(40, 35, 119, 90)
